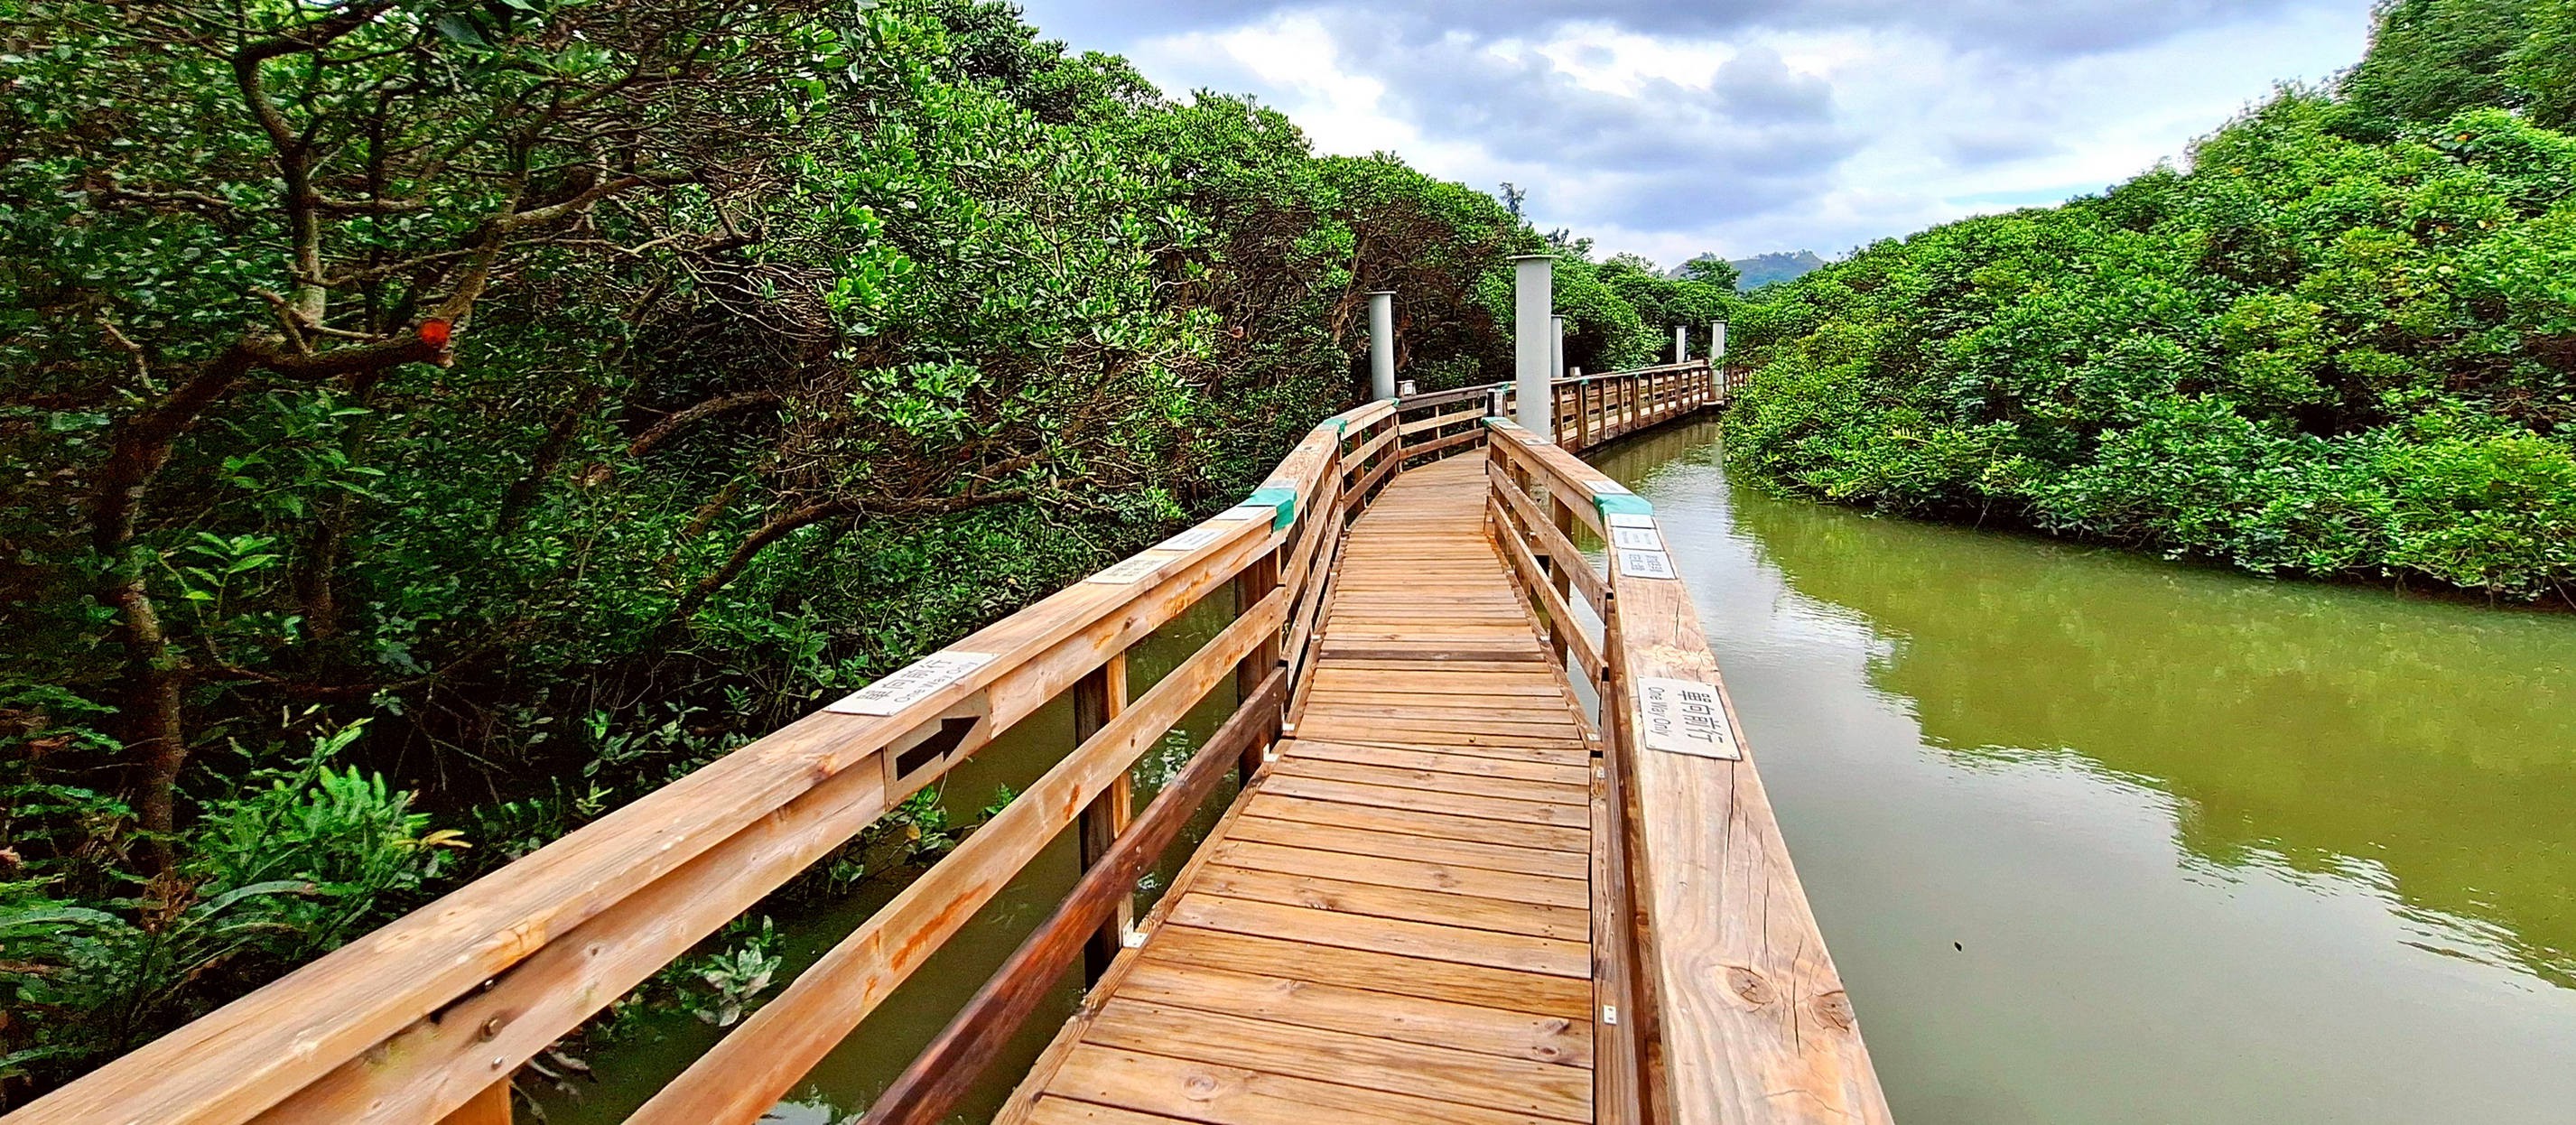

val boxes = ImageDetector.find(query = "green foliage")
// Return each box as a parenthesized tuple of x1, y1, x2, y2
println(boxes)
(0, 0, 1684, 1098)
(1729, 62, 2576, 600)
(683, 917, 781, 1028)
(3, 721, 460, 1090)
(2337, 0, 2576, 135)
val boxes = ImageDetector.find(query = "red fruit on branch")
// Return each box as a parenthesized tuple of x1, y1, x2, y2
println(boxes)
(419, 319, 452, 348)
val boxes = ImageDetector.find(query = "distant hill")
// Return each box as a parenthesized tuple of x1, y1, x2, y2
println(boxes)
(1727, 250, 1827, 288)
(1666, 250, 1826, 289)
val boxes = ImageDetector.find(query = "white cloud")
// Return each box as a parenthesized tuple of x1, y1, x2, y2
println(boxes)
(1017, 0, 2375, 265)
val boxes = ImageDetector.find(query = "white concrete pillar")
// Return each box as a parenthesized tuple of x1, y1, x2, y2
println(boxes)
(1712, 320, 1728, 363)
(1675, 324, 1688, 364)
(1512, 255, 1553, 437)
(1367, 291, 1396, 400)
(1550, 315, 1567, 380)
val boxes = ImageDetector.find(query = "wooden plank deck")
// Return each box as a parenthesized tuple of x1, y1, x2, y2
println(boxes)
(1002, 454, 1605, 1125)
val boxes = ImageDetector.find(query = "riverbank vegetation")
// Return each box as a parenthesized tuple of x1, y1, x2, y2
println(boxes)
(1726, 0, 2576, 602)
(0, 0, 1723, 1101)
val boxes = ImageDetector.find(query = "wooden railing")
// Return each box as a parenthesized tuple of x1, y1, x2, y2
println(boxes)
(1390, 358, 1725, 457)
(14, 362, 1781, 1125)
(1553, 359, 1721, 450)
(1481, 417, 1892, 1125)
(5, 391, 1498, 1125)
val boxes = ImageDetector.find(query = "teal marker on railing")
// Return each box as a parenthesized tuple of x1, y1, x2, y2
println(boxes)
(1244, 486, 1297, 531)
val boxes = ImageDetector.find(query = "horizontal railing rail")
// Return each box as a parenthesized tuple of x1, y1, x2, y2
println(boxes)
(22, 357, 1753, 1125)
(11, 395, 1438, 1125)
(1480, 417, 1892, 1125)
(1553, 358, 1719, 451)
(1386, 356, 1730, 463)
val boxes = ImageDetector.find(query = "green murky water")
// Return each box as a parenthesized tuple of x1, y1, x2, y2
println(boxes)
(1589, 419, 2576, 1124)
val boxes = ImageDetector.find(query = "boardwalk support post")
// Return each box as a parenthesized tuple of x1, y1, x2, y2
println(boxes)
(1073, 653, 1131, 983)
(1674, 323, 1688, 364)
(438, 1080, 511, 1125)
(1367, 290, 1397, 401)
(1232, 551, 1281, 780)
(1512, 254, 1553, 439)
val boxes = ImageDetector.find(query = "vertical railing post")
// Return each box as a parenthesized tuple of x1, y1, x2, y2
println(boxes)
(1548, 494, 1576, 664)
(1576, 376, 1591, 450)
(1073, 653, 1130, 982)
(1232, 551, 1282, 782)
(440, 1080, 512, 1125)
(1368, 291, 1397, 401)
(1513, 254, 1554, 440)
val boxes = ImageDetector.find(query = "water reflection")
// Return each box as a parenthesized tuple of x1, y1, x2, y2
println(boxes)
(1590, 420, 2576, 1124)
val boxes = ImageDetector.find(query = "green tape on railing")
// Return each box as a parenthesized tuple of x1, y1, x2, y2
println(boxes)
(1594, 492, 1655, 518)
(1245, 486, 1297, 531)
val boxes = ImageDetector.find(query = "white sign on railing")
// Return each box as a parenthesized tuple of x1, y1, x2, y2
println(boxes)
(1636, 676, 1740, 760)
(1085, 553, 1175, 586)
(1158, 525, 1226, 553)
(827, 651, 1000, 716)
(1611, 526, 1663, 551)
(1617, 549, 1677, 580)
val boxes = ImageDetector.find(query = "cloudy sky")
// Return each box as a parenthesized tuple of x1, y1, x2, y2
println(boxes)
(1012, 0, 2376, 266)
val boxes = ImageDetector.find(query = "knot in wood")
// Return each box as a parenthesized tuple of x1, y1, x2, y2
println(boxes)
(1811, 990, 1855, 1031)
(1725, 965, 1775, 1006)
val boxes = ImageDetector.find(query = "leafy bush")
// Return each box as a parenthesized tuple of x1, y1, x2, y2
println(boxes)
(1728, 23, 2576, 601)
(0, 0, 1708, 1098)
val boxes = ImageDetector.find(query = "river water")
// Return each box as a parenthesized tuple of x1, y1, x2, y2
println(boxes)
(1589, 419, 2576, 1124)
(545, 420, 2576, 1123)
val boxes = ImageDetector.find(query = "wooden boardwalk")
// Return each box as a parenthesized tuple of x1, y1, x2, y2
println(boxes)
(1003, 455, 1608, 1124)
(14, 365, 1886, 1125)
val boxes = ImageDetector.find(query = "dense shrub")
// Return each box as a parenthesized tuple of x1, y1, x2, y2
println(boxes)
(0, 0, 1714, 1097)
(1729, 12, 2576, 600)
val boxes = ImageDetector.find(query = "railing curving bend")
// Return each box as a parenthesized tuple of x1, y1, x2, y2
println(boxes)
(5, 357, 1836, 1125)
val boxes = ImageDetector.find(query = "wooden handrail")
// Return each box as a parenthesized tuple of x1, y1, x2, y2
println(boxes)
(1481, 419, 1892, 1125)
(626, 586, 1293, 1123)
(25, 358, 1778, 1125)
(858, 668, 1287, 1125)
(10, 396, 1408, 1125)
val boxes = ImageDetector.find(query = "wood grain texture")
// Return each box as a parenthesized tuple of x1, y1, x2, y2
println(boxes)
(1006, 456, 1611, 1125)
(627, 589, 1290, 1125)
(859, 670, 1286, 1125)
(16, 400, 1372, 1125)
(1493, 416, 1892, 1124)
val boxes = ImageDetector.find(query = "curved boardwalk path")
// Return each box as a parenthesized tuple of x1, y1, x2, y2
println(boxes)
(9, 365, 1883, 1125)
(1003, 456, 1606, 1124)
